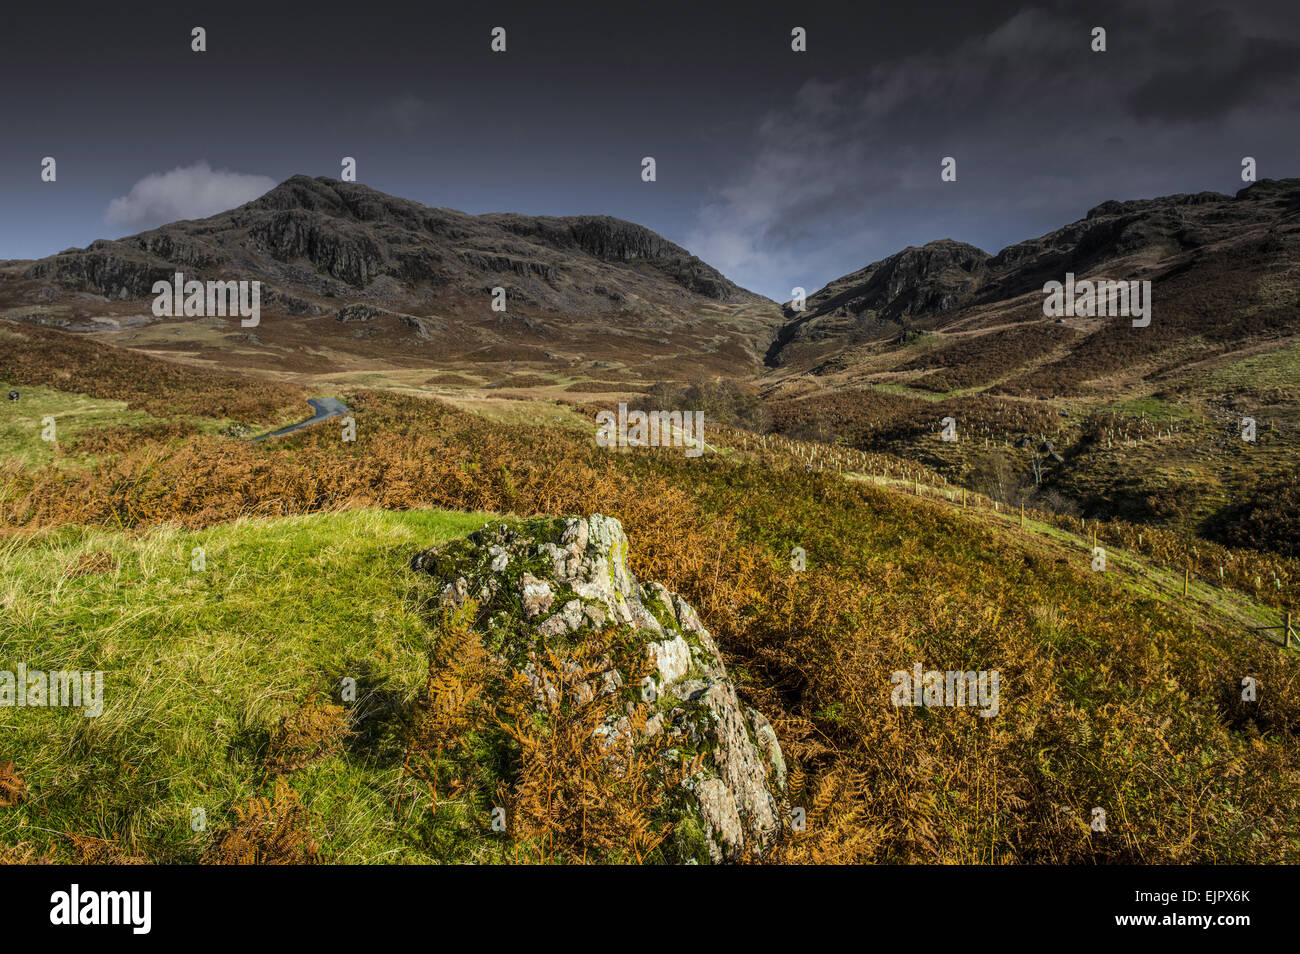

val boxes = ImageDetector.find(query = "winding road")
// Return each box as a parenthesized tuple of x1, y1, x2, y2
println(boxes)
(250, 397, 351, 442)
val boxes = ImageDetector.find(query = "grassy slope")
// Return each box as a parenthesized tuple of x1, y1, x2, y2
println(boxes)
(0, 382, 159, 467)
(0, 509, 498, 863)
(845, 473, 1292, 634)
(1, 329, 1297, 863)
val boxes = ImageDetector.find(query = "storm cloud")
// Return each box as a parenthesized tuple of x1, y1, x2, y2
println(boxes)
(687, 0, 1300, 300)
(0, 0, 1295, 300)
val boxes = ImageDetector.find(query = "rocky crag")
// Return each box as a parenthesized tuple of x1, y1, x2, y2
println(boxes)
(3, 175, 765, 319)
(767, 178, 1300, 367)
(410, 514, 786, 862)
(0, 175, 780, 374)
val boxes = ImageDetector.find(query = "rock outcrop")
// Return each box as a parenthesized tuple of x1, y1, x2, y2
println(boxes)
(0, 176, 781, 369)
(8, 175, 765, 312)
(410, 514, 785, 862)
(766, 177, 1300, 368)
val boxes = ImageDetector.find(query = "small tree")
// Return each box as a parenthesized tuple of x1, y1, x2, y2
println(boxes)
(1020, 434, 1063, 487)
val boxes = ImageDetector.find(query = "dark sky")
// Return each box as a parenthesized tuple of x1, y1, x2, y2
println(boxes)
(1, 0, 1297, 300)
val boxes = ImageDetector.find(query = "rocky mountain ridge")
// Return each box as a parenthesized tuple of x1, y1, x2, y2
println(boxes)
(4, 175, 765, 319)
(768, 178, 1300, 367)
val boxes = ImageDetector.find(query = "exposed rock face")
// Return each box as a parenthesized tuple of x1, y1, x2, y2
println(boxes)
(8, 175, 764, 314)
(789, 239, 988, 324)
(766, 239, 987, 364)
(0, 175, 781, 370)
(410, 514, 785, 862)
(767, 177, 1300, 367)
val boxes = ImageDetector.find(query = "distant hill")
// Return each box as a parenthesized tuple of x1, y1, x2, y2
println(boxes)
(752, 179, 1300, 544)
(767, 178, 1300, 391)
(0, 175, 780, 377)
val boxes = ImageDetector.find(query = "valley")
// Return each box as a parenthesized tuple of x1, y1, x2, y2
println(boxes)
(1, 173, 1298, 865)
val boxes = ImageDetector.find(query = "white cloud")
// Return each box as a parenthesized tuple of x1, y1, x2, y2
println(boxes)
(105, 161, 277, 231)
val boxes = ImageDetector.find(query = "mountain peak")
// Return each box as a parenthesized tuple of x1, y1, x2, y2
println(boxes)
(767, 177, 1300, 368)
(7, 176, 767, 312)
(0, 175, 778, 372)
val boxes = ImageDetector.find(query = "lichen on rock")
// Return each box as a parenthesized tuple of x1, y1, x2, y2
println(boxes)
(409, 513, 786, 862)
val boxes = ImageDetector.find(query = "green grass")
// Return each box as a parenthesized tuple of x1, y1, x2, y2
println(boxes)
(0, 379, 256, 468)
(1103, 394, 1198, 422)
(1203, 340, 1300, 393)
(3, 369, 1298, 863)
(0, 381, 160, 467)
(0, 507, 498, 863)
(865, 382, 952, 402)
(1022, 514, 1284, 631)
(439, 393, 592, 431)
(1253, 270, 1300, 313)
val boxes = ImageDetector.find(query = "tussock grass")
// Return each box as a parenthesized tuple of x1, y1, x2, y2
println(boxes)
(0, 382, 159, 467)
(0, 508, 495, 863)
(1, 336, 1298, 863)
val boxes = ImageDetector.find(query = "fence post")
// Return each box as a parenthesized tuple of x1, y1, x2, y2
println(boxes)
(1287, 612, 1294, 649)
(1183, 567, 1189, 598)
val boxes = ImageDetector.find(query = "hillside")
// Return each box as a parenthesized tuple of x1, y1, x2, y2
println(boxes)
(767, 178, 1300, 374)
(1, 327, 1297, 864)
(742, 180, 1300, 549)
(0, 176, 782, 380)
